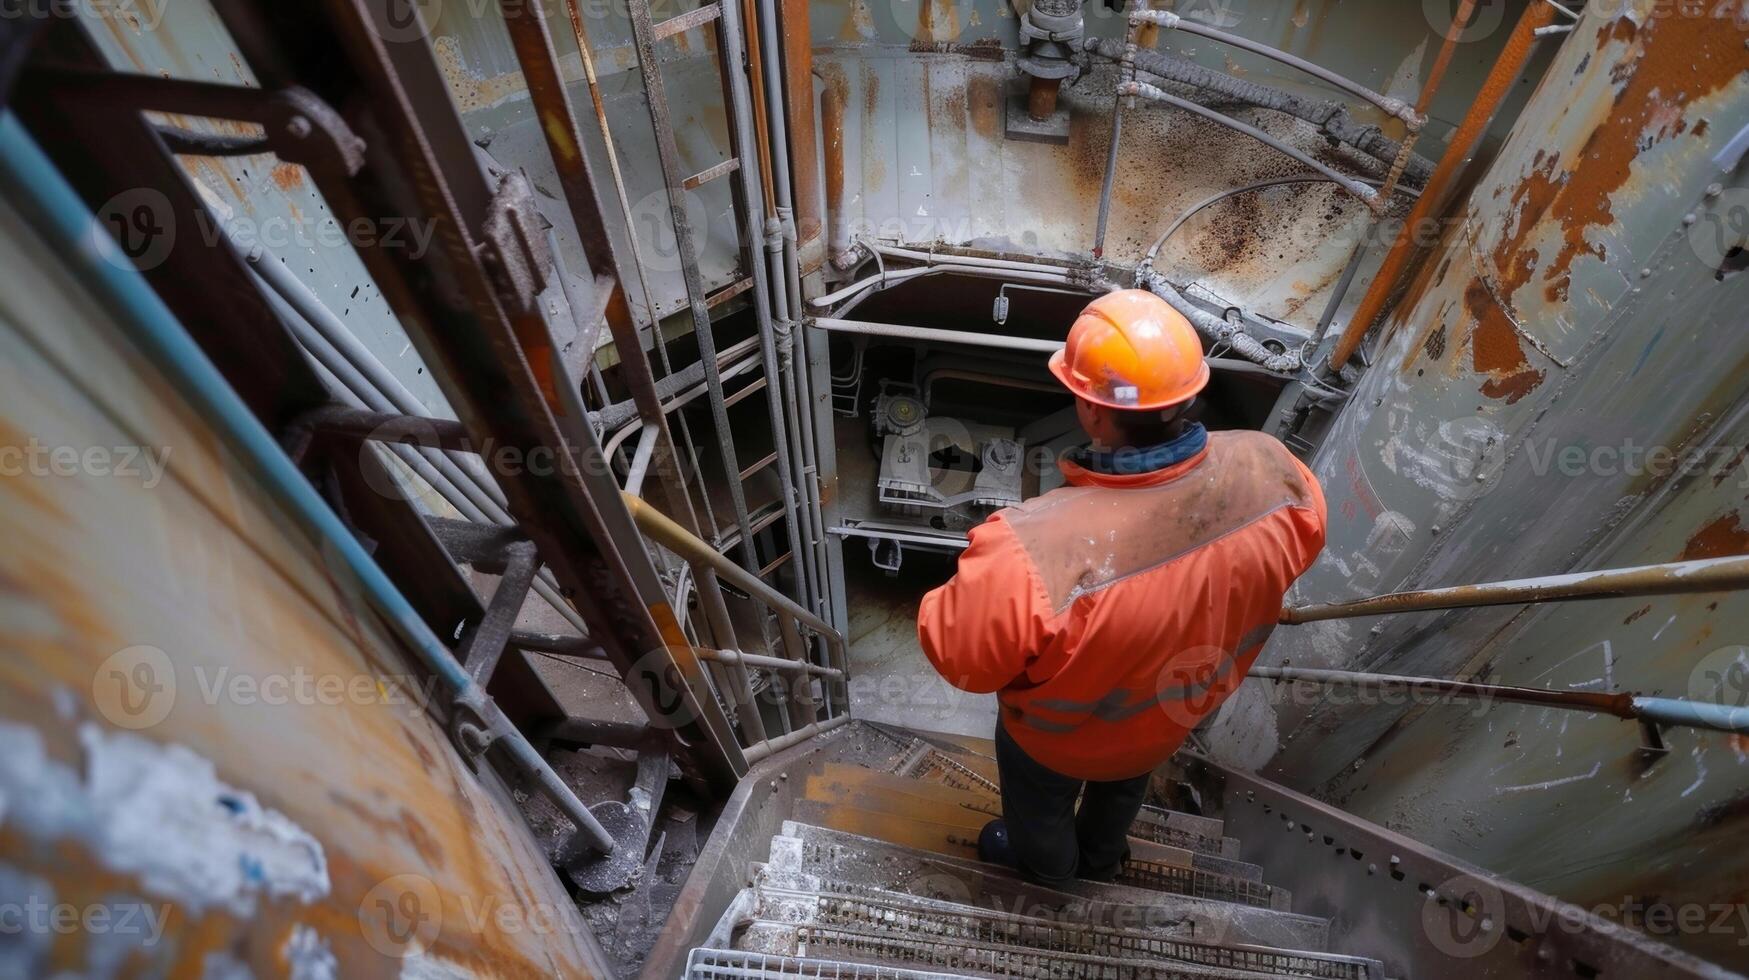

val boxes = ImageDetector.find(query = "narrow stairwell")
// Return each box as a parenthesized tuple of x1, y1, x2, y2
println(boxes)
(680, 730, 1390, 979)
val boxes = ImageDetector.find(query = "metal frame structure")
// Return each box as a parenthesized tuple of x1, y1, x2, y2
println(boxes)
(13, 0, 853, 896)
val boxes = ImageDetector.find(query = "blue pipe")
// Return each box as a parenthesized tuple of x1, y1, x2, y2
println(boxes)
(1633, 697, 1749, 737)
(0, 111, 470, 693)
(0, 112, 616, 854)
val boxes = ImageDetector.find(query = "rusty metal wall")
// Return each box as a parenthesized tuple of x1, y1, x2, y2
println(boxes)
(810, 0, 1554, 325)
(1204, 2, 1749, 964)
(0, 193, 607, 973)
(429, 0, 745, 345)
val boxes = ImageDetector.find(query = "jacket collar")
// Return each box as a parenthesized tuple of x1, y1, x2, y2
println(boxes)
(1060, 424, 1212, 489)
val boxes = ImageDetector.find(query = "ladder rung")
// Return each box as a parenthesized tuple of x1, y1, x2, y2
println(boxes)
(706, 276, 754, 308)
(682, 157, 740, 190)
(758, 551, 793, 578)
(652, 2, 721, 41)
(722, 374, 769, 408)
(738, 451, 778, 482)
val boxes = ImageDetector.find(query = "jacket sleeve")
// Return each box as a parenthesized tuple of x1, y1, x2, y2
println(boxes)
(916, 515, 1049, 694)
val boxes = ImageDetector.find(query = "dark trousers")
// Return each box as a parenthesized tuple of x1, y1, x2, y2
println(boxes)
(994, 719, 1150, 888)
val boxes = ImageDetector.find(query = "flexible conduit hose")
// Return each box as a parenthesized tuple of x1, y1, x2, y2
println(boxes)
(1086, 38, 1434, 187)
(0, 113, 618, 856)
(1139, 271, 1302, 374)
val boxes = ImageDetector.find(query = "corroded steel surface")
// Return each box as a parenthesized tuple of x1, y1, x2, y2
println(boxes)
(0, 201, 605, 975)
(1210, 2, 1749, 963)
(809, 0, 1552, 326)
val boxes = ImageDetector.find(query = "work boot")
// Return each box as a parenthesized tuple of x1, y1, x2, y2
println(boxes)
(977, 818, 1014, 868)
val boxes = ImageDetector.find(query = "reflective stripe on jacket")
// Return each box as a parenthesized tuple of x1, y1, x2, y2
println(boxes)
(917, 430, 1327, 781)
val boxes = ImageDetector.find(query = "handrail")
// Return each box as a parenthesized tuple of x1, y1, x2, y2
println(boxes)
(1250, 666, 1749, 737)
(621, 492, 851, 761)
(1281, 554, 1749, 624)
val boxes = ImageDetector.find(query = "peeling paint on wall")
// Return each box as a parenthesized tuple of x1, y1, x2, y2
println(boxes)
(0, 721, 329, 917)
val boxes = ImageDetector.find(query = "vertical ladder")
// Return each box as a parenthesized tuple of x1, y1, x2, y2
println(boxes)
(622, 0, 813, 601)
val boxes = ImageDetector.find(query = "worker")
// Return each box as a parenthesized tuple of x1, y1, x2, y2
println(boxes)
(916, 289, 1326, 887)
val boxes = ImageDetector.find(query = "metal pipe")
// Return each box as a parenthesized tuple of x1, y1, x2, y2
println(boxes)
(1091, 26, 1133, 259)
(1120, 80, 1378, 206)
(1281, 554, 1749, 625)
(244, 244, 507, 503)
(602, 352, 763, 459)
(1130, 9, 1418, 127)
(815, 315, 1291, 376)
(814, 317, 1062, 353)
(1632, 697, 1749, 738)
(867, 242, 1080, 277)
(763, 220, 820, 618)
(708, 647, 842, 678)
(742, 713, 851, 762)
(1248, 666, 1636, 718)
(257, 262, 589, 633)
(1306, 239, 1370, 353)
(623, 421, 660, 496)
(1375, 0, 1477, 210)
(809, 265, 1078, 310)
(1084, 39, 1435, 187)
(622, 492, 839, 639)
(1249, 667, 1749, 737)
(1327, 0, 1556, 370)
(0, 114, 620, 857)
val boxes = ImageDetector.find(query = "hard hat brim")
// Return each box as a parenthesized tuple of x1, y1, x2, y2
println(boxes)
(1048, 348, 1209, 411)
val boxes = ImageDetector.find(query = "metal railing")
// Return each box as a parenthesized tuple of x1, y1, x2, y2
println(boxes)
(622, 492, 851, 762)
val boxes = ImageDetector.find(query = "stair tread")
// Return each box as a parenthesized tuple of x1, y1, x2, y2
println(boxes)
(813, 762, 1240, 858)
(796, 798, 1264, 882)
(687, 946, 977, 980)
(765, 822, 1327, 951)
(738, 883, 1385, 980)
(734, 920, 1315, 980)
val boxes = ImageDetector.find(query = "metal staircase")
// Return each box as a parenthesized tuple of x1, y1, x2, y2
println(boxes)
(676, 732, 1391, 980)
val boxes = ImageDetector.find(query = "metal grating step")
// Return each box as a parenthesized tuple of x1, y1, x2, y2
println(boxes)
(765, 824, 1330, 951)
(786, 817, 1286, 911)
(738, 920, 1303, 980)
(686, 946, 975, 980)
(745, 885, 1384, 980)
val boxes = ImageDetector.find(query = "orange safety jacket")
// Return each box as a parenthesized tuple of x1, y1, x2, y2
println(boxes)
(917, 430, 1327, 781)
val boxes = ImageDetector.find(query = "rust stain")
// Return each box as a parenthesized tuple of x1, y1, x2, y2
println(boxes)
(916, 0, 962, 44)
(1463, 279, 1544, 404)
(819, 63, 848, 228)
(270, 162, 304, 192)
(860, 64, 885, 191)
(967, 74, 999, 141)
(1500, 14, 1749, 305)
(1624, 604, 1651, 625)
(1680, 512, 1749, 561)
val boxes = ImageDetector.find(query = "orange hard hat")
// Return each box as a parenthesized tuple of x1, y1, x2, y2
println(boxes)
(1048, 289, 1208, 410)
